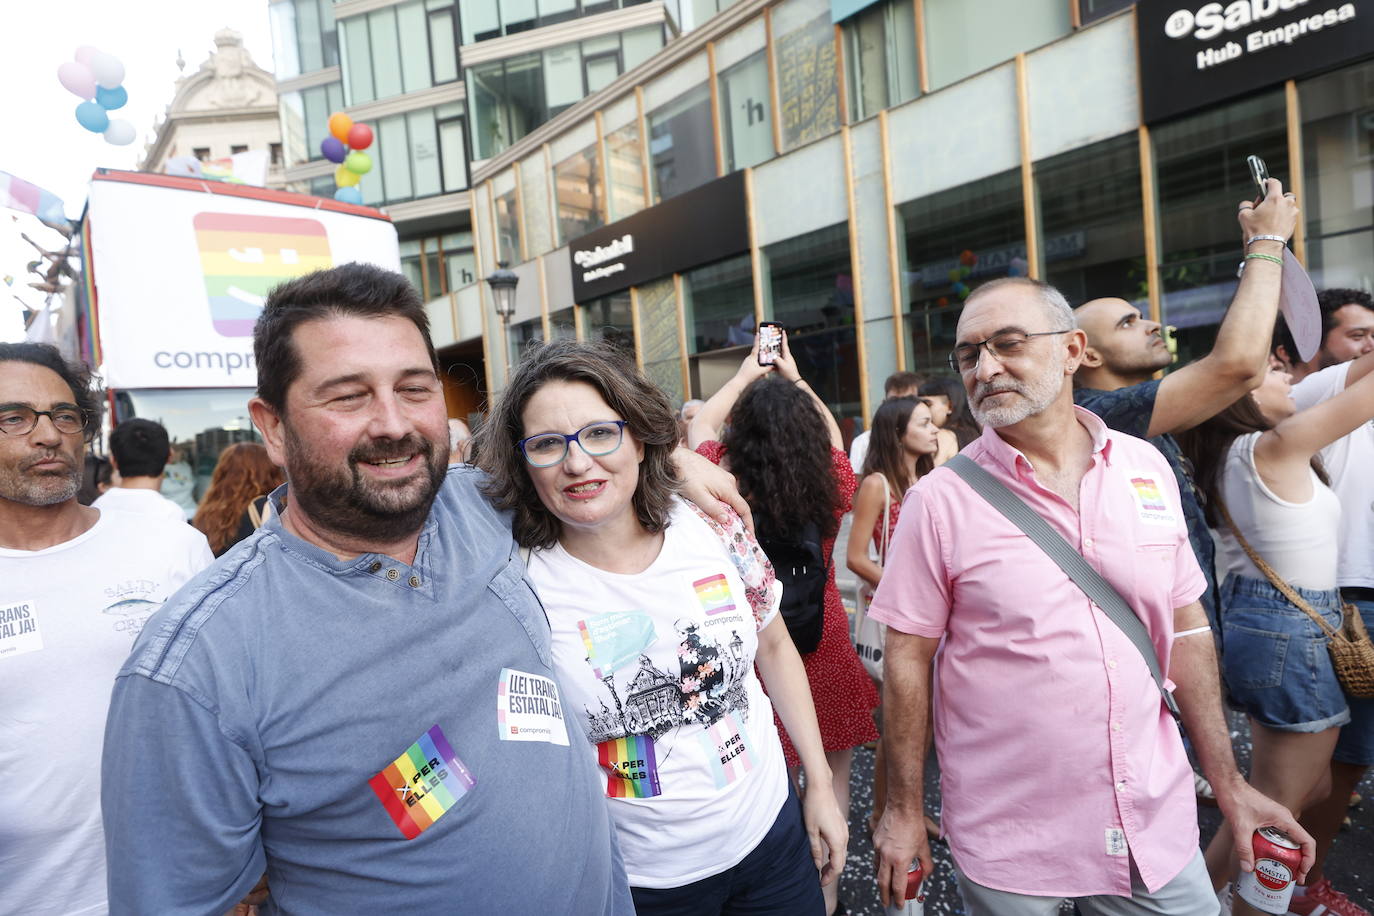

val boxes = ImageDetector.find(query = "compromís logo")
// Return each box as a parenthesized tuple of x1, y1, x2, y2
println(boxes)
(193, 213, 332, 337)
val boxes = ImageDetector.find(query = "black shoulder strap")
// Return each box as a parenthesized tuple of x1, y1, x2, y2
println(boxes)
(945, 454, 1182, 722)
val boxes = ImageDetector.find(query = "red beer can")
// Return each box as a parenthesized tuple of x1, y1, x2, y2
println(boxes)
(885, 862, 925, 916)
(1236, 827, 1302, 914)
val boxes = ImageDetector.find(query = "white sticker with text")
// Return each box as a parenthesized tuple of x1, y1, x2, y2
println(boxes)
(0, 600, 44, 660)
(497, 668, 570, 745)
(1126, 472, 1178, 527)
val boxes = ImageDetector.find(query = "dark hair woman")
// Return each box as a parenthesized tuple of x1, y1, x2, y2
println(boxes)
(474, 340, 847, 914)
(918, 376, 980, 462)
(688, 331, 879, 916)
(1178, 354, 1374, 902)
(192, 443, 285, 556)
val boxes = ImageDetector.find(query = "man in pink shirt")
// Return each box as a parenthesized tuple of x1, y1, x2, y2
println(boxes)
(868, 277, 1313, 915)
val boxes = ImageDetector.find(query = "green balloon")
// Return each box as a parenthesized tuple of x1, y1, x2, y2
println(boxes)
(345, 151, 373, 175)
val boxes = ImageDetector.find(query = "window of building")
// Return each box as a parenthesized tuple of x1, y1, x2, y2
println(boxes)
(649, 85, 716, 204)
(771, 0, 841, 152)
(718, 51, 772, 172)
(495, 188, 522, 265)
(443, 233, 477, 290)
(348, 106, 469, 205)
(1036, 132, 1144, 306)
(469, 53, 546, 161)
(1078, 0, 1133, 24)
(399, 239, 424, 294)
(605, 123, 647, 221)
(622, 24, 665, 71)
(923, 0, 1071, 90)
(1300, 60, 1374, 292)
(898, 168, 1025, 371)
(765, 223, 861, 427)
(269, 142, 283, 166)
(686, 254, 755, 354)
(279, 81, 346, 167)
(843, 0, 919, 122)
(554, 144, 605, 245)
(549, 307, 577, 340)
(269, 0, 338, 80)
(230, 145, 248, 155)
(460, 0, 659, 44)
(400, 234, 476, 300)
(1154, 91, 1287, 364)
(339, 0, 458, 107)
(193, 147, 211, 161)
(509, 318, 545, 369)
(580, 292, 635, 354)
(545, 44, 584, 118)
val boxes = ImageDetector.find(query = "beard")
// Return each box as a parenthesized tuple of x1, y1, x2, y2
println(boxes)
(0, 449, 82, 507)
(283, 425, 448, 544)
(970, 359, 1066, 428)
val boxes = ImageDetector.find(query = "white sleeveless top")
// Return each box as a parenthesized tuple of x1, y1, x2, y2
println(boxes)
(1217, 432, 1341, 591)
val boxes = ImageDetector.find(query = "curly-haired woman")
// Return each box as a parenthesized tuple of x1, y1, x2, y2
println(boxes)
(192, 442, 285, 556)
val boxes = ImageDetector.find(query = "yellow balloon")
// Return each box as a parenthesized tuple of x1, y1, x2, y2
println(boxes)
(335, 165, 360, 188)
(328, 112, 353, 143)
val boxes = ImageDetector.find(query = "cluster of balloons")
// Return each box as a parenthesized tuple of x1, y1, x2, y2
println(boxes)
(58, 47, 135, 146)
(947, 249, 978, 300)
(321, 112, 374, 205)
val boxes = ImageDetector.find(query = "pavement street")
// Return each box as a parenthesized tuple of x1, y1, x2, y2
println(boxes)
(827, 513, 1374, 914)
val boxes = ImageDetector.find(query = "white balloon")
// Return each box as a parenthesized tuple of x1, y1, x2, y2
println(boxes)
(90, 51, 125, 90)
(104, 119, 136, 146)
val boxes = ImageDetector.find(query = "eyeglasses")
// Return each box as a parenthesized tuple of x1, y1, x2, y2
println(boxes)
(0, 404, 91, 437)
(518, 420, 628, 468)
(948, 330, 1074, 373)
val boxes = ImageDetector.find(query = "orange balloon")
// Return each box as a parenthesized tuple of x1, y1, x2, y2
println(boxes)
(328, 112, 353, 143)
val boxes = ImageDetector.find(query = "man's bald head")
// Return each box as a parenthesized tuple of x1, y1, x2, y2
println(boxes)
(1072, 297, 1170, 385)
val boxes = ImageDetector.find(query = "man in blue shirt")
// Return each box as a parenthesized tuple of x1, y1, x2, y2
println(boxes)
(102, 265, 695, 913)
(1072, 179, 1298, 625)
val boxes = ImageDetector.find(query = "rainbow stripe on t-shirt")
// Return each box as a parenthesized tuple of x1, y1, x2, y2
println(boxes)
(598, 734, 662, 798)
(692, 573, 735, 616)
(367, 725, 475, 839)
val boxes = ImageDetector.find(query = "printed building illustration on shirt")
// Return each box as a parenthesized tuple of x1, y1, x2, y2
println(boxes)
(583, 622, 750, 744)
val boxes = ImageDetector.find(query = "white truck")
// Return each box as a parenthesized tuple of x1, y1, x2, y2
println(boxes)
(76, 168, 400, 502)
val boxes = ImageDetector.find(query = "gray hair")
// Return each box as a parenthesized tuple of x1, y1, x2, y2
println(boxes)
(965, 277, 1076, 330)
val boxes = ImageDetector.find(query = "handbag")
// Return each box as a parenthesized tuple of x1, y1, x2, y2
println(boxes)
(853, 474, 891, 682)
(1215, 499, 1374, 699)
(945, 454, 1183, 722)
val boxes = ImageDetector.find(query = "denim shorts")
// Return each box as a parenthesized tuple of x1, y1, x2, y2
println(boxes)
(1220, 574, 1351, 733)
(1334, 596, 1374, 765)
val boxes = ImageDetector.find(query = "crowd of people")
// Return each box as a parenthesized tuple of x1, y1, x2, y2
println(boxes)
(1, 175, 1371, 916)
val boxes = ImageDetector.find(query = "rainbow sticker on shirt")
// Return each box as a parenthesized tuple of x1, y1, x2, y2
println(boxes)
(598, 734, 662, 798)
(700, 712, 756, 789)
(193, 212, 331, 337)
(692, 573, 736, 616)
(367, 725, 476, 839)
(1130, 477, 1167, 512)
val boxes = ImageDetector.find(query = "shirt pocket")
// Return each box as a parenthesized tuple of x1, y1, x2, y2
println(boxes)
(1131, 541, 1181, 614)
(487, 558, 553, 668)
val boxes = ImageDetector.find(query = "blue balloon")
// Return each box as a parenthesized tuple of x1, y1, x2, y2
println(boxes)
(95, 84, 128, 110)
(333, 186, 363, 205)
(75, 101, 110, 133)
(320, 137, 347, 164)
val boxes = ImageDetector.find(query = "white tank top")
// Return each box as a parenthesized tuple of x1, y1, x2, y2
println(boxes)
(1217, 432, 1341, 591)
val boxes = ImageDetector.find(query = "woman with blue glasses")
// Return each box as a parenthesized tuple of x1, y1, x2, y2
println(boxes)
(473, 339, 845, 915)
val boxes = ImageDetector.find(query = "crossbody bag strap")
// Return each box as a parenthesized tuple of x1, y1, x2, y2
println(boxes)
(946, 454, 1182, 722)
(877, 473, 892, 567)
(1213, 497, 1340, 640)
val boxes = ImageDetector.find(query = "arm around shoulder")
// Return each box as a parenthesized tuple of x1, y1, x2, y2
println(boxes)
(103, 674, 266, 915)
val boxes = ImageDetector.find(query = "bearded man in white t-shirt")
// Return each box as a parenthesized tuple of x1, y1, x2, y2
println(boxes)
(1272, 288, 1374, 916)
(0, 343, 213, 916)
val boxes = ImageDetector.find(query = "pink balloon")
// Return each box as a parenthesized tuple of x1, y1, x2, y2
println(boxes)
(75, 46, 101, 66)
(58, 61, 97, 100)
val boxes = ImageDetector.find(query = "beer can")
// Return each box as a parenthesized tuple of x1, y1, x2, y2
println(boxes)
(1235, 827, 1301, 914)
(884, 862, 925, 916)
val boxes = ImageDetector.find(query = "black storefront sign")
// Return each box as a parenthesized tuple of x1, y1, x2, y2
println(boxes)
(1137, 0, 1373, 123)
(569, 171, 750, 302)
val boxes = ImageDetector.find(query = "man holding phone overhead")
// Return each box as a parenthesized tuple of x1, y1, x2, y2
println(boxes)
(1073, 175, 1300, 626)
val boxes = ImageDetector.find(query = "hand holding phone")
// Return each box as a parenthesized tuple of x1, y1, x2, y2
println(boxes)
(757, 322, 783, 366)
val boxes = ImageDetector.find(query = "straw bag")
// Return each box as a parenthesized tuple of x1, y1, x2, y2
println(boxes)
(1217, 500, 1374, 699)
(853, 474, 891, 683)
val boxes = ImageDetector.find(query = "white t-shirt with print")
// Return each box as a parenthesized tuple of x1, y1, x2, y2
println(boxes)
(526, 498, 788, 889)
(1292, 362, 1374, 589)
(92, 486, 190, 526)
(0, 509, 213, 915)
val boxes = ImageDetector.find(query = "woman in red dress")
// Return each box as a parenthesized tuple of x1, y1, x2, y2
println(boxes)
(690, 331, 879, 916)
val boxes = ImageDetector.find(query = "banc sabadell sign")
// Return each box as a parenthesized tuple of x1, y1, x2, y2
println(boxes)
(1137, 0, 1372, 123)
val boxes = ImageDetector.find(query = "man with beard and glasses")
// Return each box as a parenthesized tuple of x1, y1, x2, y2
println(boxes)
(866, 277, 1311, 916)
(0, 343, 212, 916)
(100, 263, 752, 914)
(1072, 180, 1299, 632)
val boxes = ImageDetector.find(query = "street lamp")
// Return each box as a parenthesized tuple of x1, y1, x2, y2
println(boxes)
(485, 261, 519, 325)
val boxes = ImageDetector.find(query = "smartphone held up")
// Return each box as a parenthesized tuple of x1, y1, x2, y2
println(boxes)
(757, 322, 783, 366)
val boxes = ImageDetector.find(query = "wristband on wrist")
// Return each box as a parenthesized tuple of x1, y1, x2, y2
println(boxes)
(1244, 252, 1284, 267)
(1246, 234, 1287, 248)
